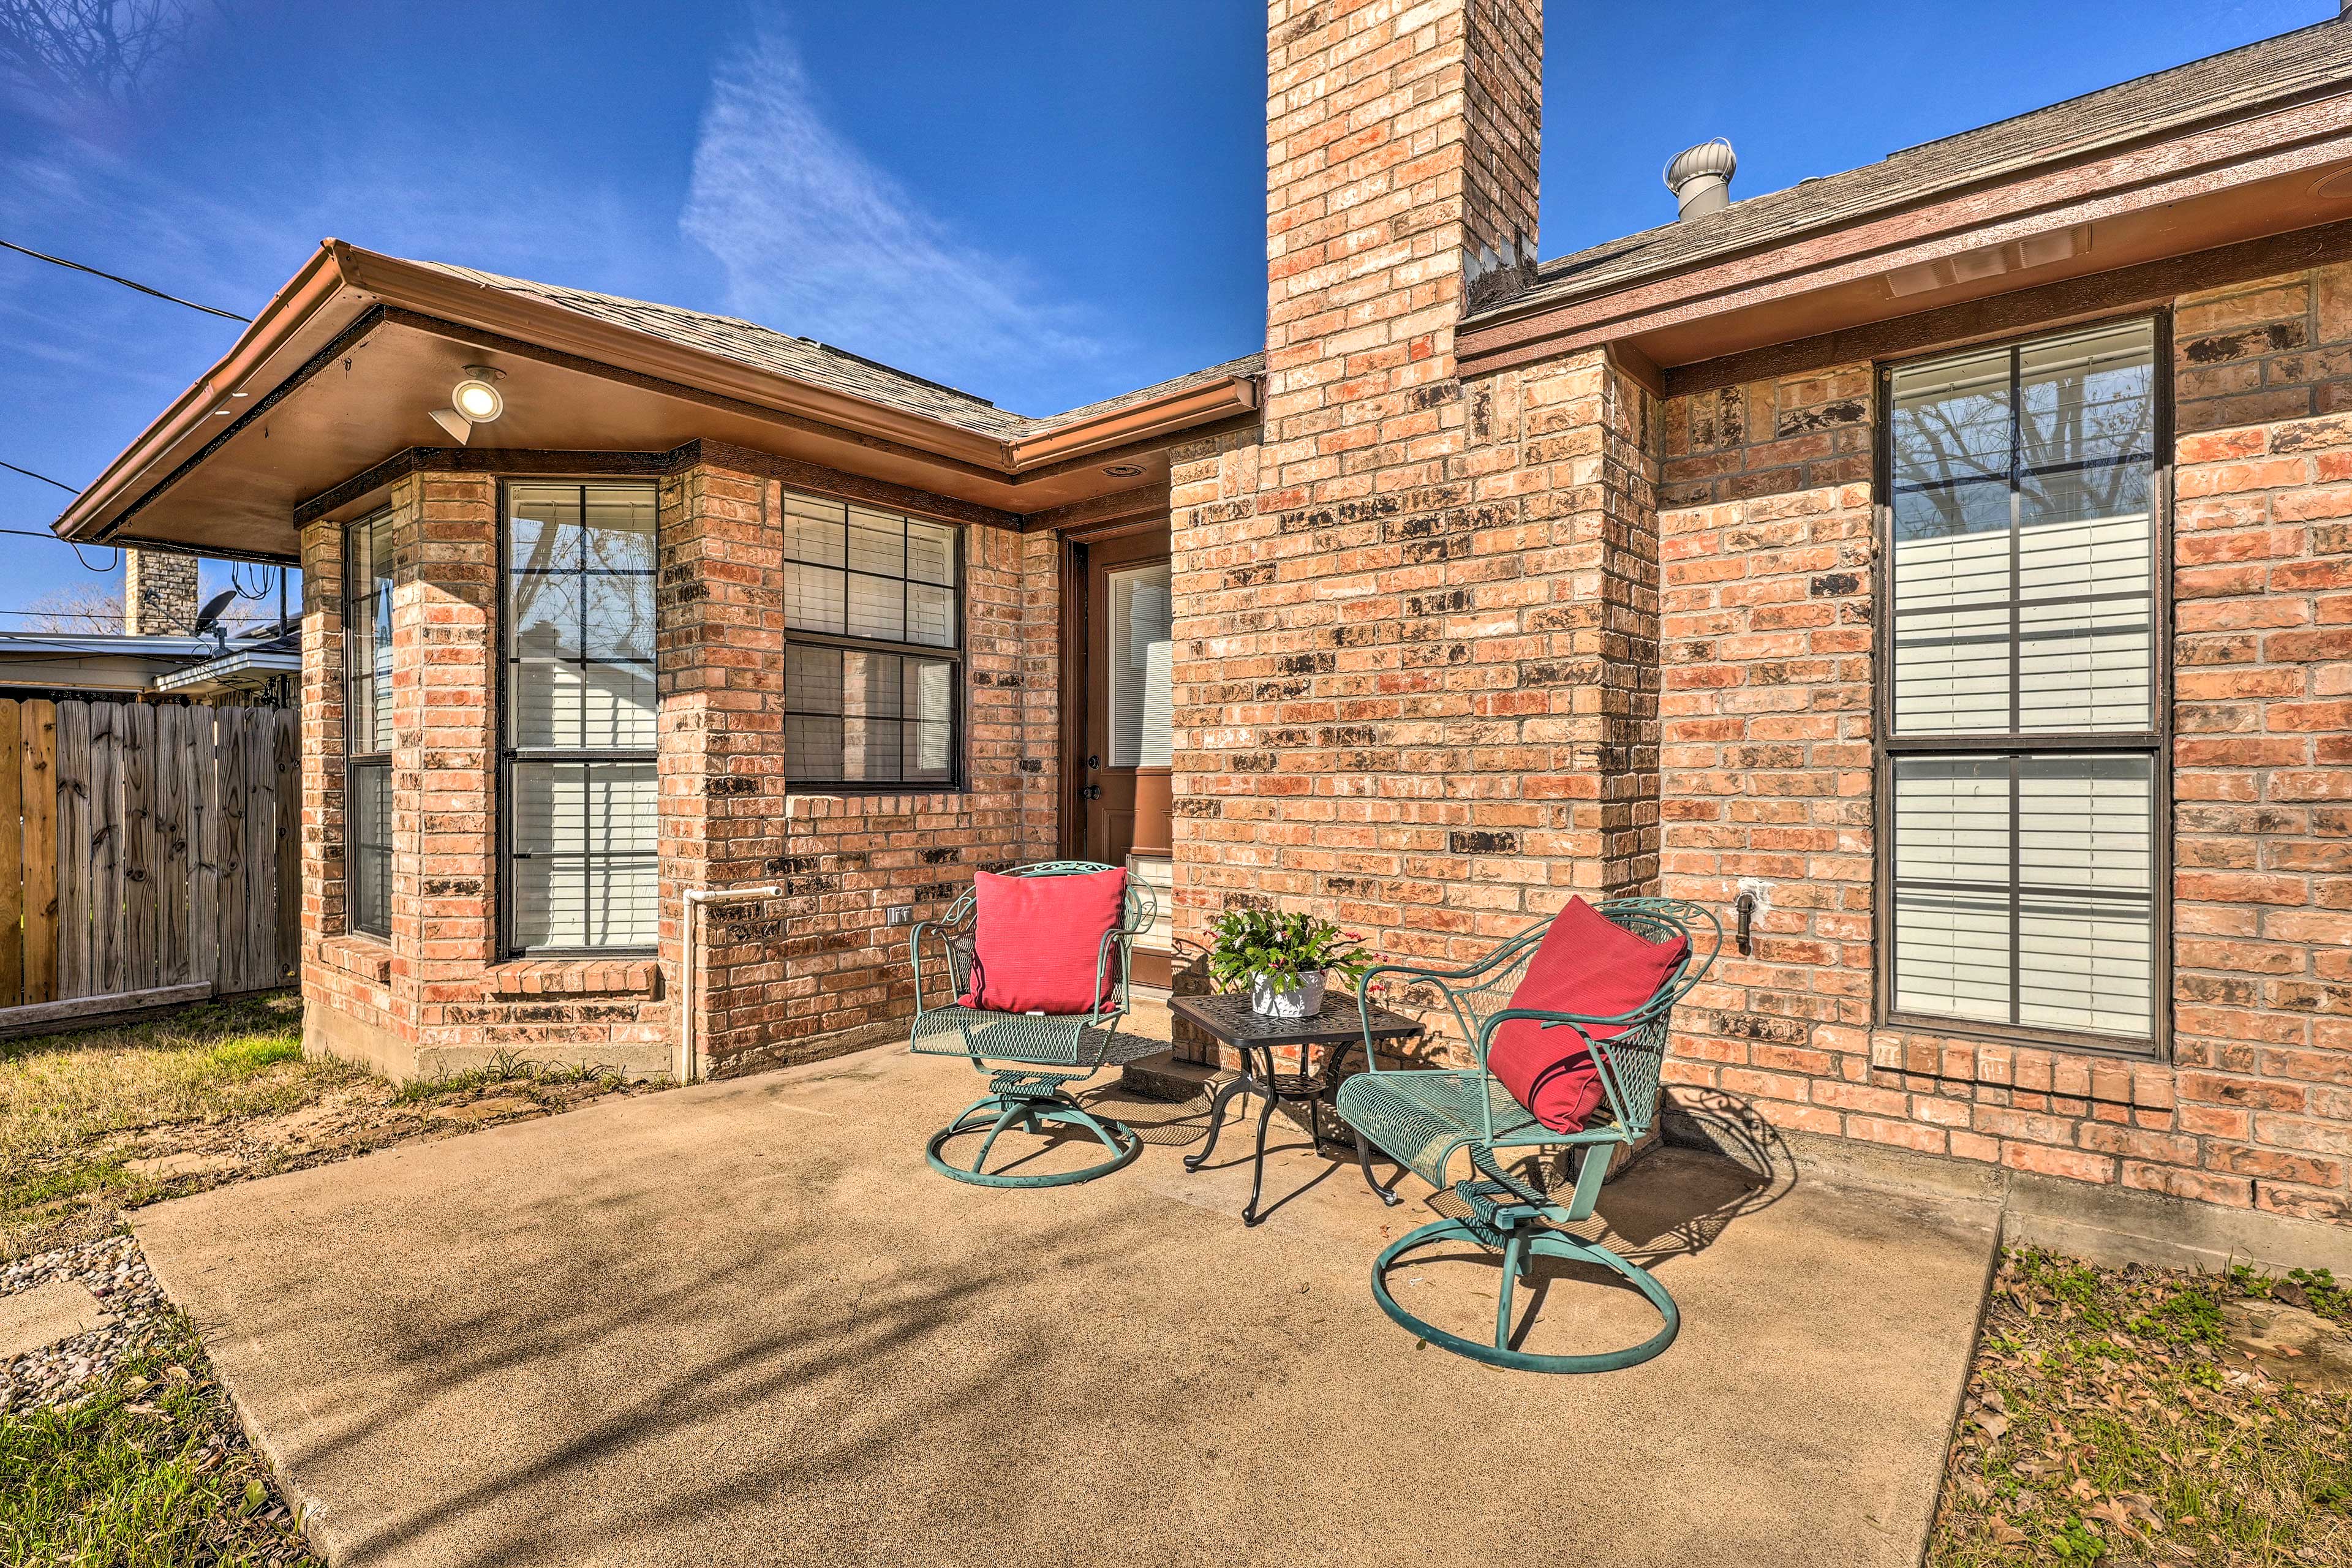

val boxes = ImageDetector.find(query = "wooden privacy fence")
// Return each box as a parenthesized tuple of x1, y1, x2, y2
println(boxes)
(0, 698, 298, 1032)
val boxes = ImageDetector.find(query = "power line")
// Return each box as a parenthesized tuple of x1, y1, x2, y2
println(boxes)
(1, 238, 251, 323)
(1, 459, 77, 493)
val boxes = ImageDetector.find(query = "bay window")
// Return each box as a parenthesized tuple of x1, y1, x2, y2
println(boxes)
(502, 482, 658, 952)
(1881, 318, 2165, 1052)
(344, 508, 393, 939)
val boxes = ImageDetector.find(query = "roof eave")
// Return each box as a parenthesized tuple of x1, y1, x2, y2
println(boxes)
(1463, 56, 2352, 339)
(52, 243, 352, 543)
(61, 241, 1248, 546)
(1006, 374, 1261, 472)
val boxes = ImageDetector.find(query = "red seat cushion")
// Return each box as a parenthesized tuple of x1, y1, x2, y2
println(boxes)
(960, 868, 1128, 1015)
(1485, 898, 1689, 1133)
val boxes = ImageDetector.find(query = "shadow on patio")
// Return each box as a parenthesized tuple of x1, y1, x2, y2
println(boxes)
(136, 1046, 1998, 1568)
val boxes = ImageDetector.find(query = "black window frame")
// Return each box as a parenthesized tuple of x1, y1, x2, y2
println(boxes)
(496, 478, 662, 958)
(342, 507, 394, 941)
(780, 488, 967, 795)
(1872, 312, 2173, 1061)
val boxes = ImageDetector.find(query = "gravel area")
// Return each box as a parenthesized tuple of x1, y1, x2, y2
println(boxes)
(0, 1232, 171, 1415)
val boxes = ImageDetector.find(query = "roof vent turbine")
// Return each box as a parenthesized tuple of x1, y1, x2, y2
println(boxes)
(1664, 138, 1738, 221)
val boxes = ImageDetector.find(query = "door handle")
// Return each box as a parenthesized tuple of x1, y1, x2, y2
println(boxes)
(1081, 785, 1102, 801)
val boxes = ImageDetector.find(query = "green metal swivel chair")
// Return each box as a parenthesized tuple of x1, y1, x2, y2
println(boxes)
(908, 861, 1161, 1188)
(1334, 899, 1719, 1373)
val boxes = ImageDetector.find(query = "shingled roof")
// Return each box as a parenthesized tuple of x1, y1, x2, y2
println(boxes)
(413, 260, 1260, 442)
(1474, 17, 2352, 326)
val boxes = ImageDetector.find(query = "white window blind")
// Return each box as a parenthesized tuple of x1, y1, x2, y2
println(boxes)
(1891, 755, 2155, 1038)
(504, 483, 660, 952)
(1883, 320, 2160, 1048)
(1107, 563, 1173, 769)
(344, 509, 394, 940)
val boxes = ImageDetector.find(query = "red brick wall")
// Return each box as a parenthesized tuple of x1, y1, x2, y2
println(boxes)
(722, 489, 1058, 1072)
(2168, 266, 2352, 1223)
(300, 458, 1058, 1081)
(1651, 267, 2352, 1226)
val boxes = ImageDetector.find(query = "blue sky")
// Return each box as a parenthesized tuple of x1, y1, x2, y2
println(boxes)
(0, 0, 2325, 618)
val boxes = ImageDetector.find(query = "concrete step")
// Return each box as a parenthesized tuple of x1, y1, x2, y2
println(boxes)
(1119, 1047, 1223, 1103)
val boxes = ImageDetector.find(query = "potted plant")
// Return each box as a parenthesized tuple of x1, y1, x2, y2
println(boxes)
(1206, 908, 1373, 1019)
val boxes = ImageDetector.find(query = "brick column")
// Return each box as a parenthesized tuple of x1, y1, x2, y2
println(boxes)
(657, 462, 787, 1076)
(298, 519, 346, 964)
(388, 473, 500, 1046)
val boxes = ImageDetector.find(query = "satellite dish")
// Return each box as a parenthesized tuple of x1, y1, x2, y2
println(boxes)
(192, 588, 240, 636)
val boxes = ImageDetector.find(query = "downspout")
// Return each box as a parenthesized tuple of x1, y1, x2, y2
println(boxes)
(677, 884, 780, 1084)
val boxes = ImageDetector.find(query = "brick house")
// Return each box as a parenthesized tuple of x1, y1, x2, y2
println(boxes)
(52, 6, 2352, 1265)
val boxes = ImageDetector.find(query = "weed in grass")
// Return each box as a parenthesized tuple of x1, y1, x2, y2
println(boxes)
(1932, 1247, 2352, 1568)
(204, 1037, 305, 1074)
(392, 1054, 625, 1104)
(0, 1309, 318, 1567)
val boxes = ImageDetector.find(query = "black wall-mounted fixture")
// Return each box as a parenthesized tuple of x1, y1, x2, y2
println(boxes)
(1733, 892, 1757, 956)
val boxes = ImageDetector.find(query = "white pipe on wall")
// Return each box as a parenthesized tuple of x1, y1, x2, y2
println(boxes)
(677, 884, 782, 1084)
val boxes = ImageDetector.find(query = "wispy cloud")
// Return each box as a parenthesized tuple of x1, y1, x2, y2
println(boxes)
(680, 13, 1102, 405)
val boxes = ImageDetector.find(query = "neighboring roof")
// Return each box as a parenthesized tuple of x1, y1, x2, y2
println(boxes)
(411, 261, 1260, 444)
(0, 633, 216, 659)
(151, 646, 301, 695)
(0, 631, 221, 695)
(1479, 18, 2352, 325)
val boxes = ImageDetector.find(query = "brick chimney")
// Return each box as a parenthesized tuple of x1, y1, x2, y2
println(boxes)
(1263, 0, 1541, 457)
(1168, 0, 1665, 1027)
(123, 549, 198, 636)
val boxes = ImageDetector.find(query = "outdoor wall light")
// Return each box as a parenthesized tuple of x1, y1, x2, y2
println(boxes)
(429, 366, 507, 445)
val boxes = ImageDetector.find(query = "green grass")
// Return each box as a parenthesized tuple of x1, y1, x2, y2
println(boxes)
(0, 1310, 318, 1567)
(1931, 1248, 2352, 1566)
(389, 1047, 625, 1104)
(0, 992, 355, 1260)
(2, 990, 641, 1261)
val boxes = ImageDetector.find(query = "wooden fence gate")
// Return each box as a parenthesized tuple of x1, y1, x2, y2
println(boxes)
(0, 698, 298, 1033)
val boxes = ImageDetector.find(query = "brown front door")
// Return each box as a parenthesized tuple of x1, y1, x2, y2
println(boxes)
(1073, 527, 1173, 985)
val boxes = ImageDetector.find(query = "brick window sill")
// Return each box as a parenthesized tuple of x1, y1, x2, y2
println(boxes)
(317, 935, 391, 986)
(1866, 1030, 2174, 1116)
(783, 791, 968, 817)
(487, 959, 662, 999)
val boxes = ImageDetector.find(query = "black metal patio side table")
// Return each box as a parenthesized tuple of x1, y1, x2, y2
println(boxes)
(1168, 990, 1427, 1227)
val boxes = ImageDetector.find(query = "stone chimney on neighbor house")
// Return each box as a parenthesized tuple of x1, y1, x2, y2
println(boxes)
(123, 548, 198, 636)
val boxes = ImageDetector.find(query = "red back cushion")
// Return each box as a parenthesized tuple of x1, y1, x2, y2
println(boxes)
(1486, 898, 1689, 1133)
(961, 868, 1128, 1015)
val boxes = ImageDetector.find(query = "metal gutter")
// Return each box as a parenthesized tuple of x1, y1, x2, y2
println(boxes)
(1003, 375, 1261, 472)
(55, 239, 1264, 546)
(52, 245, 352, 543)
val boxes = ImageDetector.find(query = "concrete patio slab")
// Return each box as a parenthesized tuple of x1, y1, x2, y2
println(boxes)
(0, 1279, 105, 1360)
(137, 1047, 1999, 1568)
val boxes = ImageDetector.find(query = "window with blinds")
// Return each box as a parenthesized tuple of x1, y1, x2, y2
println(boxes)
(1883, 319, 2162, 1050)
(781, 489, 962, 790)
(343, 508, 394, 939)
(502, 482, 658, 952)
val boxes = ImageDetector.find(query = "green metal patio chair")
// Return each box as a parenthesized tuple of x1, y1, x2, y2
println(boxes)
(908, 861, 1161, 1188)
(1334, 898, 1719, 1374)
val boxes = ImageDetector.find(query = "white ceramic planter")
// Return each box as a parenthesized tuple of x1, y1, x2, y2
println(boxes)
(1249, 971, 1329, 1019)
